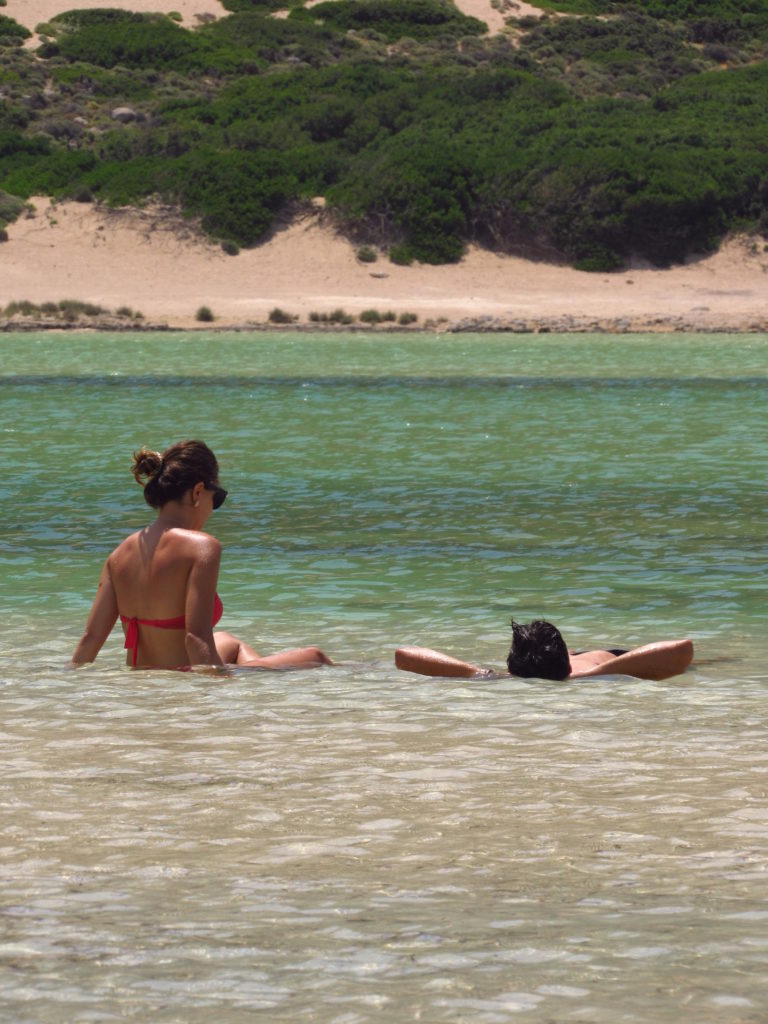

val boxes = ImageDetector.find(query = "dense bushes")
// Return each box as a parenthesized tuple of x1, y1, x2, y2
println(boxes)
(1, 4, 767, 267)
(55, 14, 202, 69)
(516, 11, 709, 96)
(0, 13, 31, 43)
(296, 0, 487, 42)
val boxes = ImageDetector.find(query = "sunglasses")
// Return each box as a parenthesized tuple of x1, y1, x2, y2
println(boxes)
(205, 483, 228, 509)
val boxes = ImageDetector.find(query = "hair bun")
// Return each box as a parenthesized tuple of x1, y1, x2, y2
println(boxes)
(131, 447, 163, 485)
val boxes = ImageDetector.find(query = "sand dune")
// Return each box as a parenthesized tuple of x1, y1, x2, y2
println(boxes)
(2, 197, 767, 331)
(3, 1, 765, 332)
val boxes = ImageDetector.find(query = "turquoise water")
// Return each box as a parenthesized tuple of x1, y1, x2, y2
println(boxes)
(2, 332, 768, 1022)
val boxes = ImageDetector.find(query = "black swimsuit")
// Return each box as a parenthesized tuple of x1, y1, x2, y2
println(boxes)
(573, 648, 628, 657)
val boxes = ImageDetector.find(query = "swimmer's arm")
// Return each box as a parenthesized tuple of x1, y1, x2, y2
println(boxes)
(395, 646, 492, 679)
(70, 560, 119, 666)
(571, 639, 694, 681)
(242, 647, 333, 670)
(185, 537, 224, 666)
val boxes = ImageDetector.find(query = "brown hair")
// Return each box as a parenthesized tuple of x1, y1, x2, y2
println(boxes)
(132, 440, 220, 509)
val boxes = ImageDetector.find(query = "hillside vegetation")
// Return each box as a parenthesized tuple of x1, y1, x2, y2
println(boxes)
(1, 0, 767, 268)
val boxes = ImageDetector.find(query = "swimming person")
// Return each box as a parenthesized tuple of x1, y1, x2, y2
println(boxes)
(395, 619, 693, 681)
(71, 440, 332, 671)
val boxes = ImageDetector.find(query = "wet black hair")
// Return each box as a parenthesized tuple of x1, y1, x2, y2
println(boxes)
(506, 619, 571, 681)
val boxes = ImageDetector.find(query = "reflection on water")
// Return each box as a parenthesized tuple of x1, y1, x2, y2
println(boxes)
(2, 333, 768, 1022)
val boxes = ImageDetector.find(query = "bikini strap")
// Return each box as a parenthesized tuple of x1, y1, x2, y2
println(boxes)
(122, 616, 139, 667)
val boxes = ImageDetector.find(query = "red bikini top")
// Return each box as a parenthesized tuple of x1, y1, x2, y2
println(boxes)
(120, 593, 224, 666)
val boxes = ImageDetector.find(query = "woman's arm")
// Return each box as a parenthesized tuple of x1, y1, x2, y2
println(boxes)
(571, 639, 694, 681)
(70, 561, 119, 666)
(184, 536, 225, 666)
(395, 646, 487, 678)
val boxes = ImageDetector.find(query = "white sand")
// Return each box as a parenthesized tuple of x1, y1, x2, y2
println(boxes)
(2, 197, 767, 331)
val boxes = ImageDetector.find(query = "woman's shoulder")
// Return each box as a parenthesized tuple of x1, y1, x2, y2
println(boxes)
(165, 527, 222, 556)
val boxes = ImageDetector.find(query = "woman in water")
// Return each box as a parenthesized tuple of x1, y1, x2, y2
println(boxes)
(395, 619, 693, 681)
(71, 440, 332, 670)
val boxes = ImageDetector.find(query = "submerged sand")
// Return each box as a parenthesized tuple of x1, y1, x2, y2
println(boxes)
(2, 197, 767, 331)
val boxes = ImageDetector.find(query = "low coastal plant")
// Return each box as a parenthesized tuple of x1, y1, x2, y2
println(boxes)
(0, 228, 7, 243)
(3, 300, 39, 317)
(388, 245, 413, 266)
(309, 309, 355, 324)
(356, 245, 377, 263)
(1, 299, 136, 321)
(0, 13, 29, 41)
(196, 305, 215, 322)
(268, 307, 297, 323)
(58, 299, 107, 319)
(0, 190, 25, 227)
(359, 309, 397, 324)
(398, 311, 418, 325)
(221, 239, 240, 256)
(327, 308, 355, 324)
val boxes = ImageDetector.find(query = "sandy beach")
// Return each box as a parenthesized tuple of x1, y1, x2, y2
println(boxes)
(2, 197, 767, 331)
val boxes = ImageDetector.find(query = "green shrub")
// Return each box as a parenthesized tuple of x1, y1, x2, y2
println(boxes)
(0, 188, 24, 226)
(327, 307, 354, 323)
(4, 300, 39, 316)
(222, 0, 306, 10)
(356, 244, 377, 262)
(303, 0, 487, 43)
(398, 311, 418, 324)
(0, 227, 8, 242)
(196, 305, 215, 321)
(58, 299, 107, 317)
(0, 14, 31, 43)
(56, 15, 201, 70)
(268, 306, 297, 323)
(359, 308, 381, 323)
(221, 238, 240, 255)
(389, 244, 413, 265)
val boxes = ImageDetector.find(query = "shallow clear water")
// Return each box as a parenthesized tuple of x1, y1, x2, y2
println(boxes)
(2, 332, 768, 1022)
